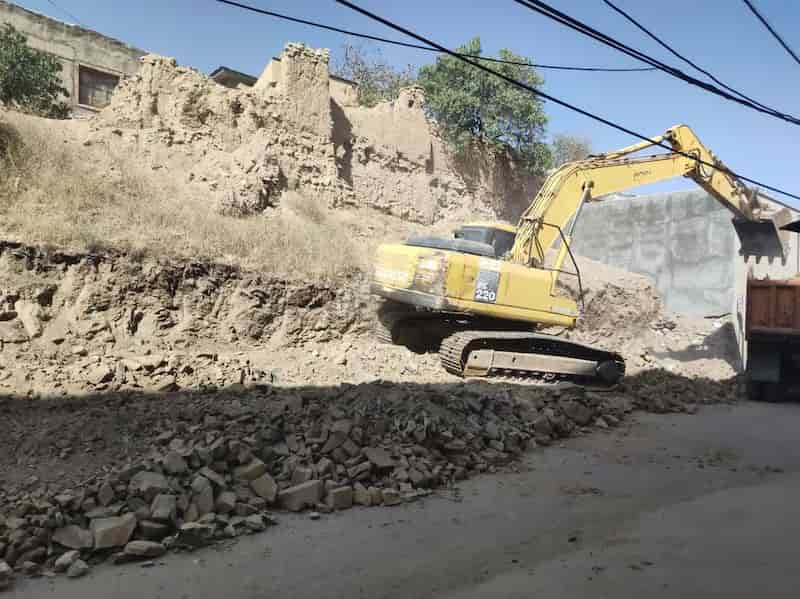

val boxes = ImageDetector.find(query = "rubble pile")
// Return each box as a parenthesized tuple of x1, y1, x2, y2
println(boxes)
(0, 375, 736, 587)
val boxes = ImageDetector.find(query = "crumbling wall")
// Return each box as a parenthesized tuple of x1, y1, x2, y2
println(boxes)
(90, 43, 537, 224)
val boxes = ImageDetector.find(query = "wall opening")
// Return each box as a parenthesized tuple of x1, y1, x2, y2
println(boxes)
(78, 66, 119, 109)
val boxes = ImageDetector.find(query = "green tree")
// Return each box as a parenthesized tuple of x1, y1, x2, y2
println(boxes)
(0, 23, 69, 118)
(332, 43, 416, 108)
(551, 134, 593, 167)
(417, 37, 549, 174)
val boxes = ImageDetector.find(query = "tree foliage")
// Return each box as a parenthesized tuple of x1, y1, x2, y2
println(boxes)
(417, 37, 549, 174)
(0, 23, 69, 118)
(550, 134, 593, 168)
(332, 43, 416, 108)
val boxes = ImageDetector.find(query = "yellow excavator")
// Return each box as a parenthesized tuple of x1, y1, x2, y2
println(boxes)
(371, 124, 786, 384)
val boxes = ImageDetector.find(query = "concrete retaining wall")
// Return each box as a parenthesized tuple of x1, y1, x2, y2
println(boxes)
(572, 189, 737, 317)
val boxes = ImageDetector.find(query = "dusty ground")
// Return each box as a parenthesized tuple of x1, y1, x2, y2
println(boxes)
(12, 400, 800, 599)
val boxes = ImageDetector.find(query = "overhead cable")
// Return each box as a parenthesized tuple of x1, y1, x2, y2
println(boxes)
(602, 0, 795, 120)
(215, 0, 656, 72)
(512, 0, 800, 126)
(742, 0, 800, 67)
(333, 0, 800, 206)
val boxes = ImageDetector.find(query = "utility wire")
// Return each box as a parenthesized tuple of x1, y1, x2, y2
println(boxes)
(602, 0, 795, 121)
(334, 0, 799, 207)
(215, 0, 656, 72)
(44, 0, 86, 28)
(513, 0, 800, 126)
(742, 0, 800, 67)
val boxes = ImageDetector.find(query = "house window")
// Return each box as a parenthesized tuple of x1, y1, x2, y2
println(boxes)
(78, 66, 119, 109)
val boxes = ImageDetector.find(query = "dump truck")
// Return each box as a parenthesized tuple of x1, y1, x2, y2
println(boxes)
(746, 276, 800, 401)
(372, 124, 787, 384)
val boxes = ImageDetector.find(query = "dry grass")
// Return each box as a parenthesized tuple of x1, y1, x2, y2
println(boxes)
(0, 111, 362, 281)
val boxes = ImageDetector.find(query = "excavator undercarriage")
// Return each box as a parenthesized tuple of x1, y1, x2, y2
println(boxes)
(377, 300, 625, 385)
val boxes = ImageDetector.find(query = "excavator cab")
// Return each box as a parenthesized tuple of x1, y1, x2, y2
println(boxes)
(453, 222, 517, 259)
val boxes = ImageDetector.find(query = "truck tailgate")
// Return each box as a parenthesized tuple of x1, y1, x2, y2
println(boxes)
(747, 278, 800, 338)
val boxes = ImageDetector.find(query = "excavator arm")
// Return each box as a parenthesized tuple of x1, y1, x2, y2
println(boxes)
(511, 124, 784, 271)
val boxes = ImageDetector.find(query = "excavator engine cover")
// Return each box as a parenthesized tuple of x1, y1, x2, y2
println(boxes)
(732, 218, 785, 259)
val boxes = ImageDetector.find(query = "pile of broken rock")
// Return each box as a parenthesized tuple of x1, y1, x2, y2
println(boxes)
(0, 376, 737, 589)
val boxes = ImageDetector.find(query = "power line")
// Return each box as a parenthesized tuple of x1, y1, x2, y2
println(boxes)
(602, 0, 795, 121)
(742, 0, 800, 67)
(44, 0, 86, 28)
(215, 0, 656, 72)
(512, 0, 800, 126)
(334, 0, 799, 206)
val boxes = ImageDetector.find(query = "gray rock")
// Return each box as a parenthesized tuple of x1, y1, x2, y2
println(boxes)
(381, 488, 402, 506)
(66, 559, 89, 579)
(369, 486, 383, 505)
(191, 475, 214, 516)
(326, 486, 354, 511)
(129, 471, 170, 501)
(97, 482, 115, 507)
(244, 514, 266, 532)
(54, 550, 80, 573)
(198, 467, 226, 488)
(0, 560, 12, 588)
(561, 399, 595, 427)
(234, 502, 258, 517)
(163, 451, 188, 475)
(233, 459, 267, 481)
(215, 491, 237, 514)
(291, 466, 313, 486)
(321, 430, 347, 453)
(52, 525, 93, 550)
(483, 421, 501, 440)
(278, 480, 324, 512)
(176, 522, 214, 548)
(347, 461, 372, 479)
(91, 513, 137, 549)
(340, 439, 360, 459)
(353, 483, 372, 506)
(364, 447, 395, 469)
(331, 419, 353, 435)
(315, 457, 334, 476)
(138, 520, 170, 541)
(250, 474, 278, 503)
(150, 494, 177, 523)
(124, 540, 166, 558)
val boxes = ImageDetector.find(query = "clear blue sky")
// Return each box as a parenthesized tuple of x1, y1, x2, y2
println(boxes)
(14, 0, 800, 205)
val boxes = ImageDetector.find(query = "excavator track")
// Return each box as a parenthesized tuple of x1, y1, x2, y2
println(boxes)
(439, 330, 625, 385)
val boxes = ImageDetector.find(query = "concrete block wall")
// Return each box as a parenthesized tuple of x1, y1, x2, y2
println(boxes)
(572, 189, 738, 317)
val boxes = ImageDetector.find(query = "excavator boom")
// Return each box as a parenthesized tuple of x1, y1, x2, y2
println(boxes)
(511, 124, 784, 268)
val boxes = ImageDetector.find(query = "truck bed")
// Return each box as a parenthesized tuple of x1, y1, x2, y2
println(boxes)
(747, 278, 800, 340)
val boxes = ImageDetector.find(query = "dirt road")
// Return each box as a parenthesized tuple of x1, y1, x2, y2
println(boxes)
(15, 401, 800, 599)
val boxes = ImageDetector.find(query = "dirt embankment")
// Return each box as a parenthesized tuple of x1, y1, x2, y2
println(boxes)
(0, 241, 370, 398)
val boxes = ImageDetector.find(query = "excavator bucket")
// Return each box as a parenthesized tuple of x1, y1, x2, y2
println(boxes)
(732, 218, 785, 259)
